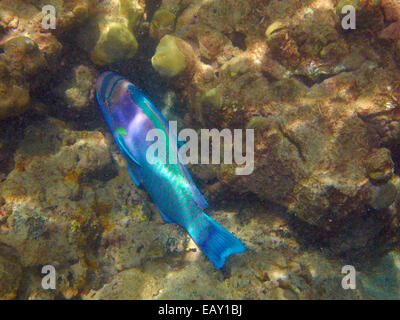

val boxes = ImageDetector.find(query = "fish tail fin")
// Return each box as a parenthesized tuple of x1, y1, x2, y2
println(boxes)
(188, 210, 246, 269)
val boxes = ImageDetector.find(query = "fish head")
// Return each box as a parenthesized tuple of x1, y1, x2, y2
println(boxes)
(95, 71, 137, 112)
(95, 72, 144, 131)
(95, 72, 156, 162)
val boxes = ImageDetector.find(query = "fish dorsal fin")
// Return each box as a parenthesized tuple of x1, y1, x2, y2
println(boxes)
(139, 96, 208, 209)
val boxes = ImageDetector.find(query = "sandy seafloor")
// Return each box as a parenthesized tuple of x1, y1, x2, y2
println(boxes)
(1, 0, 400, 299)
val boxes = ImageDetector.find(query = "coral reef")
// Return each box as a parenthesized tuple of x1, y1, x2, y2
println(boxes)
(152, 35, 196, 78)
(379, 0, 400, 40)
(150, 9, 176, 40)
(1, 0, 400, 300)
(145, 0, 400, 259)
(78, 0, 143, 66)
(59, 65, 94, 110)
(0, 245, 22, 299)
(0, 117, 360, 299)
(359, 250, 400, 299)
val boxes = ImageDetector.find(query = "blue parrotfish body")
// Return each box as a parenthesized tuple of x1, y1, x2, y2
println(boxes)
(95, 72, 246, 268)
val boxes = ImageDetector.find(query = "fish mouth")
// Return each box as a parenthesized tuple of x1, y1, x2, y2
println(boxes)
(95, 71, 114, 89)
(95, 71, 120, 104)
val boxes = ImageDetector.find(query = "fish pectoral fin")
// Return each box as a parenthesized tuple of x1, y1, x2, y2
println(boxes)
(116, 135, 142, 167)
(116, 136, 144, 186)
(156, 205, 174, 223)
(127, 164, 141, 186)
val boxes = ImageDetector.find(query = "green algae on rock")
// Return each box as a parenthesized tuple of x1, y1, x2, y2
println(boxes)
(365, 148, 394, 184)
(59, 65, 94, 110)
(78, 0, 144, 66)
(0, 246, 22, 300)
(143, 0, 400, 260)
(0, 83, 30, 120)
(91, 22, 139, 66)
(368, 176, 400, 210)
(150, 9, 176, 40)
(360, 250, 400, 299)
(336, 0, 384, 31)
(201, 87, 223, 111)
(1, 0, 400, 300)
(82, 205, 359, 300)
(0, 0, 91, 119)
(246, 116, 269, 130)
(152, 35, 195, 78)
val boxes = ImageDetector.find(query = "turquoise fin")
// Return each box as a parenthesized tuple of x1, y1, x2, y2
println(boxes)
(127, 164, 141, 186)
(116, 135, 141, 167)
(187, 208, 246, 269)
(116, 135, 143, 186)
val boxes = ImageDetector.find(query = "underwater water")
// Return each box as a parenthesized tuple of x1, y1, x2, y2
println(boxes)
(1, 0, 400, 300)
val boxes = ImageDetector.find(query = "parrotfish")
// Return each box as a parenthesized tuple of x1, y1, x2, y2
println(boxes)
(95, 72, 245, 268)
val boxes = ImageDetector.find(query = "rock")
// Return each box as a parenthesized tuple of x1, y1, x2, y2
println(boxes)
(150, 9, 176, 40)
(3, 36, 47, 78)
(118, 0, 144, 31)
(83, 268, 156, 300)
(336, 0, 384, 31)
(62, 65, 94, 110)
(201, 87, 223, 110)
(0, 0, 400, 300)
(0, 82, 30, 120)
(265, 20, 290, 43)
(221, 55, 251, 77)
(247, 116, 269, 130)
(0, 246, 22, 299)
(91, 22, 139, 66)
(395, 40, 400, 63)
(37, 0, 96, 32)
(197, 30, 229, 61)
(79, 0, 144, 66)
(146, 0, 400, 257)
(365, 148, 394, 184)
(360, 250, 400, 299)
(18, 272, 57, 300)
(369, 176, 399, 210)
(81, 204, 359, 300)
(0, 118, 116, 269)
(152, 35, 196, 78)
(0, 1, 78, 120)
(336, 0, 361, 15)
